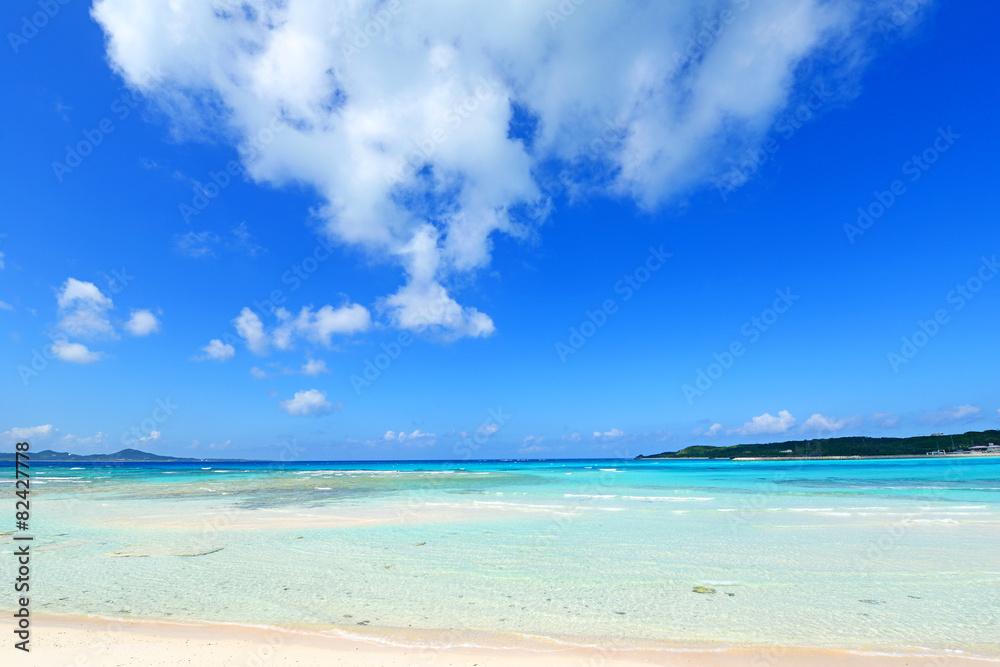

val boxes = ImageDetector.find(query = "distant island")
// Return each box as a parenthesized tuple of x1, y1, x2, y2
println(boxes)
(637, 429, 1000, 460)
(0, 448, 203, 462)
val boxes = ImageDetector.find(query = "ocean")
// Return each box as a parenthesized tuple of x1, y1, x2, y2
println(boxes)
(5, 457, 999, 658)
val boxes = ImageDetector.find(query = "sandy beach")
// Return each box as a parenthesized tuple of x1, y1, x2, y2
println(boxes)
(20, 614, 999, 666)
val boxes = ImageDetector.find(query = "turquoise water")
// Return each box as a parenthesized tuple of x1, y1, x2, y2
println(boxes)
(3, 457, 999, 656)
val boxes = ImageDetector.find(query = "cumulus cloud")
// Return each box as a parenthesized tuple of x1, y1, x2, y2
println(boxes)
(278, 389, 338, 417)
(51, 340, 104, 364)
(1, 424, 56, 444)
(52, 278, 159, 359)
(62, 431, 108, 448)
(594, 428, 625, 440)
(381, 429, 437, 447)
(729, 410, 797, 436)
(136, 430, 161, 443)
(234, 307, 269, 354)
(801, 413, 863, 434)
(0, 300, 14, 312)
(477, 422, 500, 438)
(273, 304, 372, 349)
(56, 278, 117, 340)
(918, 405, 982, 426)
(91, 0, 900, 338)
(124, 309, 161, 336)
(232, 304, 371, 355)
(562, 432, 581, 442)
(249, 366, 268, 379)
(301, 358, 330, 376)
(194, 338, 236, 362)
(693, 423, 724, 437)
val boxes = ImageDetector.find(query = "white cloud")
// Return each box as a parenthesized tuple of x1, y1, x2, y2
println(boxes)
(519, 436, 552, 455)
(729, 410, 797, 436)
(194, 338, 236, 362)
(51, 340, 104, 364)
(234, 304, 371, 355)
(273, 304, 372, 349)
(249, 366, 268, 379)
(594, 428, 624, 440)
(278, 389, 338, 417)
(801, 413, 863, 434)
(91, 0, 896, 338)
(380, 429, 437, 447)
(477, 422, 500, 438)
(693, 423, 723, 437)
(137, 430, 161, 443)
(174, 230, 220, 258)
(872, 412, 898, 428)
(124, 308, 161, 336)
(561, 432, 581, 442)
(227, 221, 265, 257)
(234, 307, 269, 354)
(1, 425, 56, 444)
(56, 278, 117, 340)
(0, 300, 13, 311)
(918, 405, 982, 425)
(301, 358, 329, 376)
(62, 431, 108, 448)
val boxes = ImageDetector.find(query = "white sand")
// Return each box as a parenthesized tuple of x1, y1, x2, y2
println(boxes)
(20, 614, 1000, 666)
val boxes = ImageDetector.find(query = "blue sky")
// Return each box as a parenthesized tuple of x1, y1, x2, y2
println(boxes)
(1, 0, 998, 460)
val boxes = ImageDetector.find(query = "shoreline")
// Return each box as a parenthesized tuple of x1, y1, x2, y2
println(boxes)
(21, 613, 1000, 666)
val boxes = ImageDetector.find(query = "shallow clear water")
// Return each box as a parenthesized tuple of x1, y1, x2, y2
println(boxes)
(3, 457, 999, 656)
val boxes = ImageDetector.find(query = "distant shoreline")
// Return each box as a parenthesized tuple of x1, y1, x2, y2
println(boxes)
(637, 429, 1000, 460)
(730, 452, 1000, 461)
